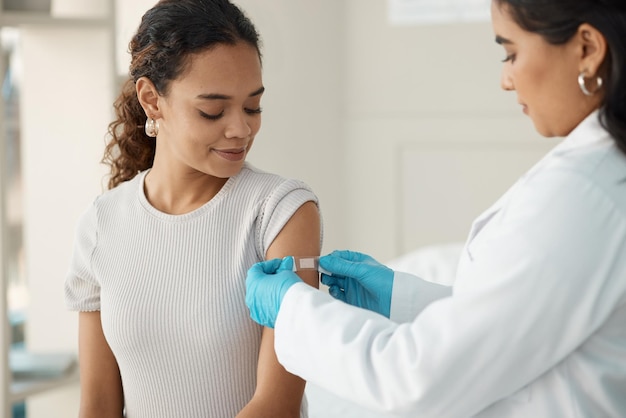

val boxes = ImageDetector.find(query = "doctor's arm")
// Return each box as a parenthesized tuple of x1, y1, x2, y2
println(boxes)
(273, 171, 625, 417)
(390, 271, 452, 322)
(319, 250, 451, 322)
(236, 201, 320, 418)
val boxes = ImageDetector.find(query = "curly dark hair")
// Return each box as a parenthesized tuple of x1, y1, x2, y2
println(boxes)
(102, 0, 261, 189)
(495, 0, 626, 155)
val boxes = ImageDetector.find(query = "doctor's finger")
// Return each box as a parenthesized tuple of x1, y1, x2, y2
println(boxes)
(320, 273, 345, 288)
(248, 258, 282, 275)
(319, 255, 374, 280)
(328, 285, 347, 302)
(277, 256, 295, 272)
(327, 250, 371, 263)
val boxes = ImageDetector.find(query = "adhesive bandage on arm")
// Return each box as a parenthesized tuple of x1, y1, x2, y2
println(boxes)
(291, 256, 331, 275)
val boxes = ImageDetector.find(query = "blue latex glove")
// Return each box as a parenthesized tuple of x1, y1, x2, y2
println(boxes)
(319, 250, 394, 318)
(245, 256, 302, 328)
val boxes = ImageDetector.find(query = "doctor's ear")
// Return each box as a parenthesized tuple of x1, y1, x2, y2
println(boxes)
(136, 77, 162, 119)
(575, 23, 608, 78)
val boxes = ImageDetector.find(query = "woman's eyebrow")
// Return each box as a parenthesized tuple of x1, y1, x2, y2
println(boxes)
(249, 86, 265, 97)
(196, 86, 265, 101)
(495, 35, 513, 45)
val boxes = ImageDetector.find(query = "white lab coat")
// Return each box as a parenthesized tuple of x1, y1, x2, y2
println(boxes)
(274, 111, 626, 418)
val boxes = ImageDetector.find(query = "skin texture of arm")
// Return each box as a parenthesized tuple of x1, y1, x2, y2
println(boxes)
(77, 311, 124, 418)
(236, 200, 321, 418)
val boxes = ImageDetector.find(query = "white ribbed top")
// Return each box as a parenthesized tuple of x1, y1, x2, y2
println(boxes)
(65, 163, 318, 418)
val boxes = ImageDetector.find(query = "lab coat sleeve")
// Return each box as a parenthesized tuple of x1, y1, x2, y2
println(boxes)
(274, 168, 626, 417)
(390, 271, 452, 323)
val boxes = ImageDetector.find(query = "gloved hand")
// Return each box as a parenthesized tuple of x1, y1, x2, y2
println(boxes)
(245, 256, 302, 328)
(319, 250, 394, 318)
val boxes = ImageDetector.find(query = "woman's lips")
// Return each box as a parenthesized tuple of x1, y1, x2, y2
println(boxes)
(213, 148, 246, 161)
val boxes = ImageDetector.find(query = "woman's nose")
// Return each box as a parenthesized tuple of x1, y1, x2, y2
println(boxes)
(225, 112, 252, 139)
(500, 69, 514, 91)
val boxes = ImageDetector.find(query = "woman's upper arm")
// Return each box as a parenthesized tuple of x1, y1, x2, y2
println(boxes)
(78, 311, 124, 418)
(266, 200, 321, 286)
(250, 200, 321, 416)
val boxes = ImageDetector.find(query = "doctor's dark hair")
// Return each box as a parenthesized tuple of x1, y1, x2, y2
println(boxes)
(102, 0, 262, 189)
(495, 0, 626, 155)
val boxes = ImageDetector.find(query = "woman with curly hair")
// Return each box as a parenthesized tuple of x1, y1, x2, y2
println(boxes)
(65, 1, 321, 417)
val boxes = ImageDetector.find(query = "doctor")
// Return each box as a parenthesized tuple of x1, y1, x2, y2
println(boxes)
(246, 0, 626, 417)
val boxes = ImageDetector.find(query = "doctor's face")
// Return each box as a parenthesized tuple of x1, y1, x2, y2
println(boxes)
(490, 2, 590, 137)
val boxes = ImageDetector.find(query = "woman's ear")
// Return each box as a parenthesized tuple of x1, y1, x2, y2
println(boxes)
(136, 77, 162, 119)
(577, 23, 608, 77)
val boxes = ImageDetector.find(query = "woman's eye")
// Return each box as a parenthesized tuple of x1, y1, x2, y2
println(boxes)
(199, 110, 224, 120)
(245, 107, 262, 115)
(501, 53, 516, 63)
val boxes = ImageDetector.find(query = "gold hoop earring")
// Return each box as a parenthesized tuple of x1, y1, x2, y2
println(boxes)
(145, 118, 159, 137)
(578, 72, 603, 96)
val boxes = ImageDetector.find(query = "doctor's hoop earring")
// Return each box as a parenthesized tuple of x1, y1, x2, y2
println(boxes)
(145, 117, 159, 137)
(578, 72, 603, 96)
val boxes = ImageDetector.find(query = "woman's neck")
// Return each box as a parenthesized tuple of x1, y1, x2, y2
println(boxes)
(143, 166, 229, 215)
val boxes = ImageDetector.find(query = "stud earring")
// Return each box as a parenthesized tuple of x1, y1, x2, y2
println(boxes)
(145, 117, 159, 137)
(578, 72, 603, 96)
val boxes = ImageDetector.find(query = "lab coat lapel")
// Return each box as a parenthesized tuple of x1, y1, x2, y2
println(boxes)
(464, 175, 526, 261)
(465, 202, 502, 261)
(465, 136, 561, 256)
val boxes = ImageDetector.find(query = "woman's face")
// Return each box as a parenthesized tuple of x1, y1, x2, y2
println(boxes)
(491, 2, 595, 137)
(156, 42, 263, 179)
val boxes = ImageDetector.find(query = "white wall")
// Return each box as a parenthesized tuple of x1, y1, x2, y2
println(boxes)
(21, 25, 113, 417)
(342, 0, 556, 261)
